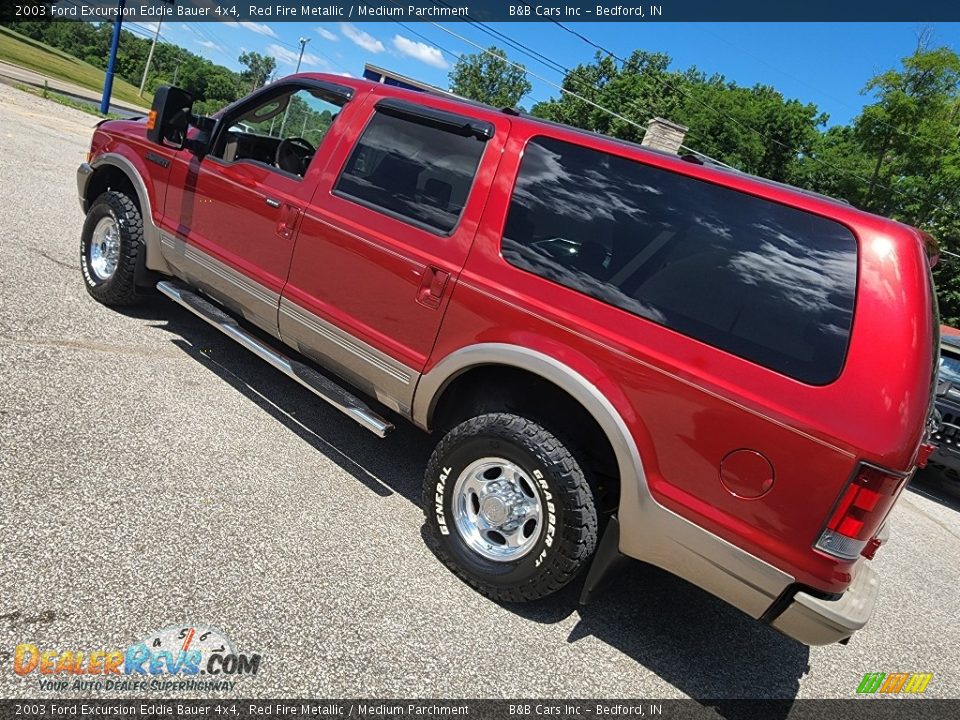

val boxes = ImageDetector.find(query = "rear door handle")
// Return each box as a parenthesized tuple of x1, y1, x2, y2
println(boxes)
(265, 197, 281, 208)
(416, 266, 450, 309)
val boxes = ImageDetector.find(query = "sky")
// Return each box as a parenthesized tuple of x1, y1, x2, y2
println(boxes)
(131, 20, 960, 128)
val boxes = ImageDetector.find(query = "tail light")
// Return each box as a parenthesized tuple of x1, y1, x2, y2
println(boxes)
(815, 464, 910, 560)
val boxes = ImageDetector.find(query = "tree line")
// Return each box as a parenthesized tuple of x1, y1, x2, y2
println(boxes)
(6, 20, 958, 324)
(3, 20, 277, 115)
(450, 42, 960, 326)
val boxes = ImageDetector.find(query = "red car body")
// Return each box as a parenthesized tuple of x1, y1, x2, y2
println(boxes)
(78, 73, 938, 645)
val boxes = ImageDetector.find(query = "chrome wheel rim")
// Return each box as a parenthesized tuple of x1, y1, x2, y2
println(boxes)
(89, 216, 120, 281)
(451, 457, 544, 562)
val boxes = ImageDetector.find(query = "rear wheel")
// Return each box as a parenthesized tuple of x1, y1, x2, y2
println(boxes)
(423, 413, 598, 602)
(80, 190, 143, 306)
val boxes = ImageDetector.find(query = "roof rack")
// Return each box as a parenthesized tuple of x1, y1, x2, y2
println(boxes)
(355, 71, 855, 209)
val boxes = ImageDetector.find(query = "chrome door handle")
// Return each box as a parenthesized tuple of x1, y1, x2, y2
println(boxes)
(265, 198, 281, 208)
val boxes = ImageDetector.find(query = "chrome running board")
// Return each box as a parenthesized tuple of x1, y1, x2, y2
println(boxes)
(157, 281, 394, 437)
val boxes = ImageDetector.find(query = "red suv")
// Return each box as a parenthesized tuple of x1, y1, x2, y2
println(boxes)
(77, 74, 938, 645)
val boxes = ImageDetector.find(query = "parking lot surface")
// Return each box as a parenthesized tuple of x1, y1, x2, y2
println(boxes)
(1, 84, 959, 702)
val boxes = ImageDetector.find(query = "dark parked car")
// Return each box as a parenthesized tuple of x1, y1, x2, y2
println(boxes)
(927, 332, 960, 487)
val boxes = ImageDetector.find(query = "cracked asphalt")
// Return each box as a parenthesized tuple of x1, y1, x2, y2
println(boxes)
(1, 83, 959, 704)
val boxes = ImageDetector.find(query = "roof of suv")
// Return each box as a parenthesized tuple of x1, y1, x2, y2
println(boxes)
(296, 72, 920, 238)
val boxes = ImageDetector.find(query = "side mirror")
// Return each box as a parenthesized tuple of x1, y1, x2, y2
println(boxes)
(146, 85, 194, 149)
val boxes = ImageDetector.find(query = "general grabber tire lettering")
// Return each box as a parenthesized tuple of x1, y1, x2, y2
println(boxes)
(80, 190, 144, 306)
(423, 413, 598, 602)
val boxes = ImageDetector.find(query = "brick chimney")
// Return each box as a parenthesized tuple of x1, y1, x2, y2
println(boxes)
(641, 117, 688, 154)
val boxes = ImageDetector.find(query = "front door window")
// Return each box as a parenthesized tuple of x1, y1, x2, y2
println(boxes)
(211, 87, 344, 179)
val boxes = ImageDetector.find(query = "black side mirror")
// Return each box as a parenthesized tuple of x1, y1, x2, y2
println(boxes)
(189, 115, 217, 158)
(147, 85, 194, 149)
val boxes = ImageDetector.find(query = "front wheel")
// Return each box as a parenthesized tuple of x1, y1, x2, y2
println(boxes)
(80, 190, 144, 306)
(423, 413, 598, 602)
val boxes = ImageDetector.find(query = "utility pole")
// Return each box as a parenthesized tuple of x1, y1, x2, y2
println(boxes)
(279, 37, 310, 137)
(100, 0, 125, 115)
(294, 36, 310, 74)
(172, 55, 183, 86)
(138, 20, 162, 97)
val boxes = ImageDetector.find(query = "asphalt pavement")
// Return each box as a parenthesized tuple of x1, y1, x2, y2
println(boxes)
(0, 60, 146, 118)
(1, 83, 959, 704)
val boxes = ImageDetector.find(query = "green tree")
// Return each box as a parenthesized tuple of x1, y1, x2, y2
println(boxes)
(531, 50, 825, 181)
(680, 79, 825, 180)
(790, 125, 874, 204)
(844, 43, 960, 322)
(448, 46, 532, 109)
(2, 19, 244, 109)
(239, 51, 276, 93)
(854, 45, 960, 214)
(533, 52, 680, 141)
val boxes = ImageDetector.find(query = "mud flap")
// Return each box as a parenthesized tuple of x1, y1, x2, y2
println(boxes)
(579, 516, 626, 605)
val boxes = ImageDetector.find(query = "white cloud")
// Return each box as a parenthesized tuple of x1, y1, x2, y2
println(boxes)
(135, 21, 160, 33)
(196, 39, 224, 53)
(245, 22, 278, 38)
(341, 23, 384, 53)
(315, 26, 338, 42)
(266, 43, 328, 71)
(392, 35, 448, 69)
(224, 21, 278, 39)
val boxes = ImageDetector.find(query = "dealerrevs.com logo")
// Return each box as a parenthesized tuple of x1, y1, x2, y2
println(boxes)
(13, 624, 262, 692)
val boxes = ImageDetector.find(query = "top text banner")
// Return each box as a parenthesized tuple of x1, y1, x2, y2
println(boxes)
(9, 0, 960, 23)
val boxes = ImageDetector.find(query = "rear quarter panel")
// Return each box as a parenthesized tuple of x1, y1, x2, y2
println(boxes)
(427, 123, 935, 593)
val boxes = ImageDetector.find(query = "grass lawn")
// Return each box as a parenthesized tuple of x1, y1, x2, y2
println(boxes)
(14, 83, 124, 120)
(0, 25, 150, 109)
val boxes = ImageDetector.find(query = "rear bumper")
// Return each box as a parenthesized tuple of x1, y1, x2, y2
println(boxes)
(77, 162, 94, 213)
(770, 562, 879, 645)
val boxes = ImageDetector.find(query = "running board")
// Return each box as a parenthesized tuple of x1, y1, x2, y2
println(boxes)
(157, 281, 394, 438)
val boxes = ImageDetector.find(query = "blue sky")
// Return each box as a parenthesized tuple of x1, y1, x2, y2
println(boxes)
(136, 21, 960, 127)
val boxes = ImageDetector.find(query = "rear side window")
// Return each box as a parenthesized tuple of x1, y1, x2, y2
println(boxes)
(502, 136, 858, 384)
(334, 107, 488, 234)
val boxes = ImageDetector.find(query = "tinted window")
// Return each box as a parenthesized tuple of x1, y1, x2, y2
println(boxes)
(503, 136, 858, 384)
(335, 110, 486, 233)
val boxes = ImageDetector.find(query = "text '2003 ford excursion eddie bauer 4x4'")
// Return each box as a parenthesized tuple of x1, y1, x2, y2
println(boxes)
(77, 75, 939, 646)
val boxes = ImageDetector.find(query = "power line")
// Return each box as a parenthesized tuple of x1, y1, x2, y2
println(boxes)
(390, 10, 727, 167)
(230, 24, 353, 76)
(543, 17, 923, 207)
(678, 143, 738, 170)
(178, 20, 245, 65)
(428, 3, 726, 151)
(451, 14, 569, 77)
(127, 22, 166, 40)
(391, 1, 932, 205)
(390, 19, 461, 64)
(414, 19, 668, 142)
(292, 40, 353, 76)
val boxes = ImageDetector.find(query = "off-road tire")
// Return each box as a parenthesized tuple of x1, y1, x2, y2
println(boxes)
(423, 413, 598, 602)
(80, 190, 143, 306)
